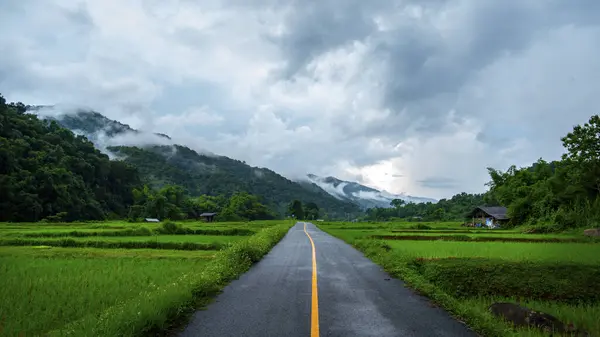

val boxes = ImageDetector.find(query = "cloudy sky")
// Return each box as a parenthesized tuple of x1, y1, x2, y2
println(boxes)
(1, 0, 599, 199)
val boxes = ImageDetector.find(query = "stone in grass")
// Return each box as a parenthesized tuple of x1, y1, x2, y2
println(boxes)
(489, 302, 589, 336)
(583, 228, 600, 237)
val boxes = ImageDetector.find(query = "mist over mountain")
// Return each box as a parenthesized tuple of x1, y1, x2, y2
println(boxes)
(30, 106, 175, 155)
(304, 174, 437, 209)
(30, 107, 362, 218)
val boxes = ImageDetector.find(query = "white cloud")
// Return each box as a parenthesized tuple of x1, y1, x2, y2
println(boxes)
(2, 0, 600, 199)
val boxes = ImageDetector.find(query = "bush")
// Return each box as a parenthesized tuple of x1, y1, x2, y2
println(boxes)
(159, 221, 183, 234)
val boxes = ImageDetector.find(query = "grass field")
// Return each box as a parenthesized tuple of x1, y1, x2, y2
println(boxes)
(0, 220, 293, 336)
(318, 221, 600, 337)
(3, 234, 247, 243)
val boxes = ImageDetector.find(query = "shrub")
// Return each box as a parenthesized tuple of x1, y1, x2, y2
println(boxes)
(159, 221, 182, 234)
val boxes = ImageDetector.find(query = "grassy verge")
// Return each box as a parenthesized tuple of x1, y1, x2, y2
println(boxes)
(42, 223, 292, 337)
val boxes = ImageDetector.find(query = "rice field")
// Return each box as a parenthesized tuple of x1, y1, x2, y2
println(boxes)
(384, 240, 600, 264)
(318, 221, 600, 337)
(0, 220, 292, 336)
(0, 252, 210, 336)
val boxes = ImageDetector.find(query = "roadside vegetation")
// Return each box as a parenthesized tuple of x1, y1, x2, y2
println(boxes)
(318, 221, 600, 336)
(0, 220, 293, 336)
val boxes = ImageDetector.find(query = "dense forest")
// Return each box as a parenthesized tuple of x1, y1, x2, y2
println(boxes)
(364, 192, 487, 222)
(107, 145, 361, 218)
(485, 115, 600, 231)
(0, 96, 140, 222)
(127, 184, 276, 221)
(365, 114, 600, 230)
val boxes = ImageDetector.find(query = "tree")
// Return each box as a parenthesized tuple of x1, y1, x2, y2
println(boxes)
(221, 192, 274, 221)
(561, 115, 600, 196)
(304, 202, 320, 220)
(390, 199, 405, 208)
(561, 115, 600, 164)
(288, 199, 304, 220)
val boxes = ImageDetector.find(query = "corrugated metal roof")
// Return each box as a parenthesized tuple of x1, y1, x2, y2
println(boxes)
(469, 206, 509, 220)
(200, 212, 217, 216)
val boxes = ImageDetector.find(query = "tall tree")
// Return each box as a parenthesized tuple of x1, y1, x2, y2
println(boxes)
(288, 199, 304, 220)
(304, 202, 320, 220)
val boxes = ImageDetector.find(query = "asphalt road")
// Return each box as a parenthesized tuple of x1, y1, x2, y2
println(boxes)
(178, 222, 476, 337)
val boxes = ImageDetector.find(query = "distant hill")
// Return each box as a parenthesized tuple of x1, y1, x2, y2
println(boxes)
(304, 174, 437, 209)
(32, 107, 362, 219)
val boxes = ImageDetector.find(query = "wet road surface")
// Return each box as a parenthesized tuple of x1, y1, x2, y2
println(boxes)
(178, 222, 476, 337)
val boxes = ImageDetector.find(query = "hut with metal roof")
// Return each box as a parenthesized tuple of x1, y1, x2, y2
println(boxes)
(199, 212, 217, 222)
(466, 206, 509, 228)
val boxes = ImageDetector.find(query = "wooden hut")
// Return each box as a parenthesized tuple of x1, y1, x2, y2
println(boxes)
(466, 206, 509, 228)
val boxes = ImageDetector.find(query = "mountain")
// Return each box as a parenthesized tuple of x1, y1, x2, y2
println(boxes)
(304, 174, 437, 209)
(32, 107, 362, 219)
(0, 99, 140, 222)
(30, 106, 173, 144)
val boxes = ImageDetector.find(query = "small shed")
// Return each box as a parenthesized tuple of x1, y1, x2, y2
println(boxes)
(200, 212, 217, 222)
(144, 218, 160, 223)
(466, 206, 509, 228)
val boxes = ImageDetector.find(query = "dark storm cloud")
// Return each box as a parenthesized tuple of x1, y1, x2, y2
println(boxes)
(269, 0, 600, 138)
(272, 0, 385, 78)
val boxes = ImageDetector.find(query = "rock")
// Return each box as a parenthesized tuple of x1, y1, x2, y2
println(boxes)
(583, 228, 600, 237)
(489, 302, 588, 336)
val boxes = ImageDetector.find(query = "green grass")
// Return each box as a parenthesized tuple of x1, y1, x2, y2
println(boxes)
(12, 234, 246, 244)
(413, 258, 600, 303)
(372, 234, 593, 243)
(383, 240, 600, 264)
(0, 253, 210, 336)
(0, 238, 227, 251)
(319, 221, 600, 337)
(0, 246, 217, 259)
(387, 231, 579, 238)
(46, 223, 293, 337)
(0, 222, 292, 337)
(461, 297, 600, 337)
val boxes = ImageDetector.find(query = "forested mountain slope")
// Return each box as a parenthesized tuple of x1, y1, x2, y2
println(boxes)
(39, 108, 362, 219)
(108, 145, 361, 217)
(0, 96, 140, 222)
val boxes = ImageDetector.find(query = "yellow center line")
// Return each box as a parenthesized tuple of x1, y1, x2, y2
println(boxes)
(303, 222, 320, 337)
